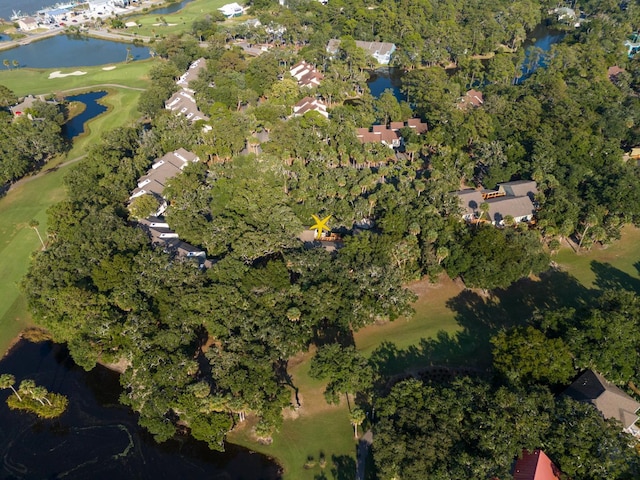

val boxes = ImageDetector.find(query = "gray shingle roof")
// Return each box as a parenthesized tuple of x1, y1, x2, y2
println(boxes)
(564, 370, 640, 429)
(487, 195, 535, 223)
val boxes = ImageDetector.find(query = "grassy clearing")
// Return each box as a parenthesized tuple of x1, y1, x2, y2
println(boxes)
(554, 226, 640, 290)
(122, 0, 231, 38)
(0, 59, 154, 96)
(229, 353, 357, 480)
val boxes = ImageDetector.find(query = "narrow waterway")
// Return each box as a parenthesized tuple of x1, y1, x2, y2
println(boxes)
(0, 340, 282, 479)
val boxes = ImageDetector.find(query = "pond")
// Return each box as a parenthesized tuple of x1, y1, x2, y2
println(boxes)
(517, 23, 565, 82)
(63, 91, 109, 139)
(0, 340, 281, 479)
(143, 0, 194, 16)
(3, 35, 151, 68)
(367, 68, 407, 101)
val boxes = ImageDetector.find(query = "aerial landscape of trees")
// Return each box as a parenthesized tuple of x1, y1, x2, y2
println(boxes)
(5, 0, 640, 475)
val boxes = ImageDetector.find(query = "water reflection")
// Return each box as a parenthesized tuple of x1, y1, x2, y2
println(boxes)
(0, 340, 281, 479)
(63, 91, 108, 139)
(367, 68, 406, 101)
(3, 35, 150, 68)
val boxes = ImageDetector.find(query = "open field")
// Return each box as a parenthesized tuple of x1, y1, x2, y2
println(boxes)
(0, 59, 154, 96)
(122, 0, 231, 38)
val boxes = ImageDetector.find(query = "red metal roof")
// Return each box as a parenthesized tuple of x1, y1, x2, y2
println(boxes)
(513, 450, 562, 480)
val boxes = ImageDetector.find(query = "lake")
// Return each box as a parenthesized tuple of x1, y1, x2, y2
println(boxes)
(1, 35, 151, 68)
(0, 340, 281, 479)
(63, 91, 108, 139)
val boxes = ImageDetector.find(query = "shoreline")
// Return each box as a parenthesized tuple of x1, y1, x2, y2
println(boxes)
(0, 0, 168, 52)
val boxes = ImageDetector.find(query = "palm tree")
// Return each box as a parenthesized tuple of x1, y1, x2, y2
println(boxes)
(2, 59, 9, 70)
(479, 202, 490, 222)
(29, 219, 46, 249)
(12, 60, 18, 69)
(350, 407, 366, 438)
(0, 373, 22, 401)
(18, 379, 37, 402)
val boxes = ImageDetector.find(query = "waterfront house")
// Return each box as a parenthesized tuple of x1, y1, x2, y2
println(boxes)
(564, 370, 640, 437)
(289, 61, 324, 88)
(10, 95, 39, 117)
(17, 17, 39, 31)
(292, 97, 328, 118)
(327, 39, 396, 65)
(513, 450, 562, 480)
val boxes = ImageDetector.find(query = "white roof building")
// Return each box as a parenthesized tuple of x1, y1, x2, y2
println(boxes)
(218, 2, 244, 18)
(18, 17, 39, 31)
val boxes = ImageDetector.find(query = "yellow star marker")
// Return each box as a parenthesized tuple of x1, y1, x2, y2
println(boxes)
(310, 214, 332, 239)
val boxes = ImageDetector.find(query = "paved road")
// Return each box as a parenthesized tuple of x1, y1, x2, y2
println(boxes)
(0, 27, 63, 52)
(86, 28, 151, 43)
(356, 430, 373, 480)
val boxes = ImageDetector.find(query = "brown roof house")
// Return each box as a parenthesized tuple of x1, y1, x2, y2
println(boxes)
(564, 370, 640, 437)
(458, 89, 484, 109)
(292, 97, 328, 118)
(356, 118, 427, 149)
(513, 449, 563, 480)
(327, 39, 396, 65)
(129, 148, 199, 213)
(454, 180, 537, 226)
(289, 61, 324, 88)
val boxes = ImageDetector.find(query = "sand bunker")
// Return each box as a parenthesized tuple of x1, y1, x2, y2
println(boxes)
(102, 66, 116, 71)
(49, 70, 87, 79)
(152, 22, 178, 26)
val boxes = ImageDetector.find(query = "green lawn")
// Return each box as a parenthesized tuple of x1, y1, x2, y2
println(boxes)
(0, 168, 67, 355)
(0, 78, 150, 357)
(122, 0, 234, 38)
(229, 355, 358, 480)
(0, 60, 154, 96)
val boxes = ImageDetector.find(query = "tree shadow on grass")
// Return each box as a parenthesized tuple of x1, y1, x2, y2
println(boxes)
(370, 269, 591, 380)
(591, 260, 640, 293)
(330, 454, 356, 480)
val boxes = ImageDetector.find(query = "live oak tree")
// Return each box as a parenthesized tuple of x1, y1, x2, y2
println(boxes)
(491, 326, 575, 386)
